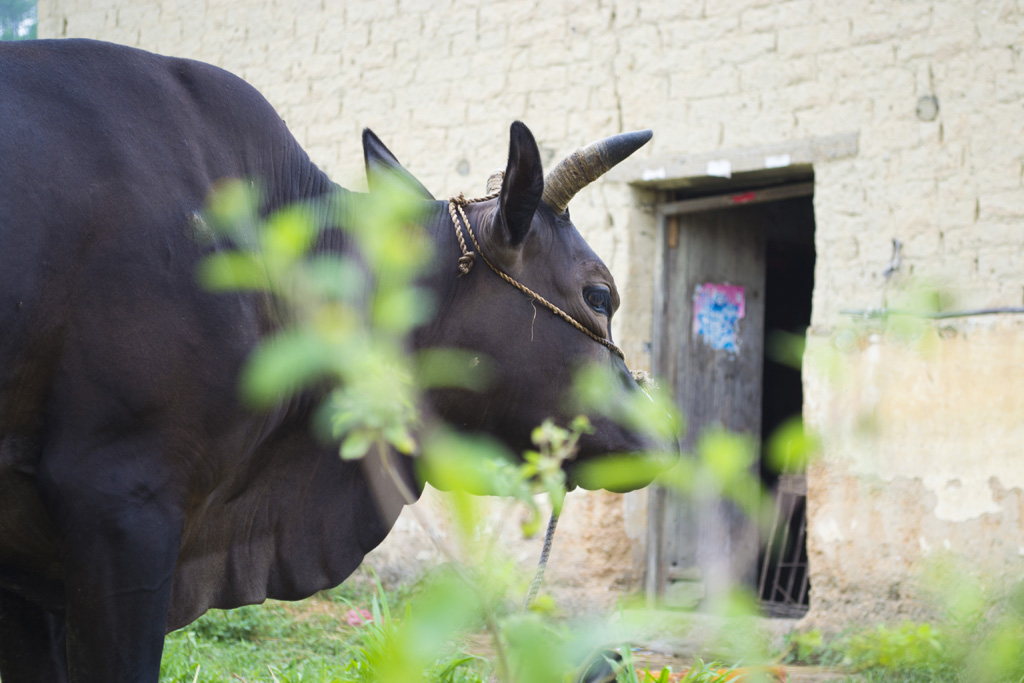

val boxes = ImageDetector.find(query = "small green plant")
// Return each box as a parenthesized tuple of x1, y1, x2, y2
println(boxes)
(626, 657, 738, 683)
(778, 628, 831, 667)
(340, 570, 494, 683)
(841, 621, 943, 672)
(776, 593, 1024, 683)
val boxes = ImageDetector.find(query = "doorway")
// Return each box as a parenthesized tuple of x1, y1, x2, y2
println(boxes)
(646, 176, 816, 617)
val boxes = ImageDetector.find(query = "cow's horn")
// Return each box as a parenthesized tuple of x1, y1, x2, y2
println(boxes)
(541, 129, 653, 213)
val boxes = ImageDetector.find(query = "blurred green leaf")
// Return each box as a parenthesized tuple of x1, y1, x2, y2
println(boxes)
(341, 429, 374, 461)
(765, 329, 806, 369)
(414, 348, 493, 391)
(384, 424, 417, 455)
(303, 254, 368, 302)
(766, 418, 819, 474)
(372, 287, 435, 332)
(197, 251, 269, 291)
(502, 613, 573, 683)
(573, 453, 678, 492)
(351, 185, 432, 276)
(699, 431, 756, 484)
(572, 364, 683, 443)
(543, 473, 566, 516)
(241, 328, 335, 406)
(263, 205, 318, 260)
(652, 457, 698, 494)
(204, 178, 261, 243)
(420, 429, 522, 498)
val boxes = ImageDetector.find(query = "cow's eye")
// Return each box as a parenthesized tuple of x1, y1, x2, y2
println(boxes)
(584, 286, 612, 316)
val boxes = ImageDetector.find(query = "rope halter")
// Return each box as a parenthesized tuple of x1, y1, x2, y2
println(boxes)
(447, 184, 626, 360)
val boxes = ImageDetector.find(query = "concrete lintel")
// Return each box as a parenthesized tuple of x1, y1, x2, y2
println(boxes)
(608, 132, 860, 188)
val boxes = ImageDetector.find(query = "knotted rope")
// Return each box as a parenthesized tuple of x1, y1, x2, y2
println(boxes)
(447, 188, 625, 360)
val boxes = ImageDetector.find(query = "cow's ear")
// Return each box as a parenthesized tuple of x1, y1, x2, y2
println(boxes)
(362, 128, 435, 201)
(497, 121, 544, 248)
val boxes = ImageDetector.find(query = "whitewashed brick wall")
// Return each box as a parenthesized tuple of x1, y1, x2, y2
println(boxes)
(39, 0, 1024, 323)
(39, 0, 1024, 627)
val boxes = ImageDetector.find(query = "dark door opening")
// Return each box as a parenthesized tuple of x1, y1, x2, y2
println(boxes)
(757, 198, 816, 617)
(647, 180, 815, 618)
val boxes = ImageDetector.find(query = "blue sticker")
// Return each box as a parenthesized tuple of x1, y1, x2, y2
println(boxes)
(693, 283, 745, 352)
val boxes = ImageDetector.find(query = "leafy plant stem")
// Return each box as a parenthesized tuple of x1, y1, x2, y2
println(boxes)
(377, 438, 513, 683)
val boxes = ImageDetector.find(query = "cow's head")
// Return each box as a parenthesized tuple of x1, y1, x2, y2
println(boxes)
(363, 122, 673, 491)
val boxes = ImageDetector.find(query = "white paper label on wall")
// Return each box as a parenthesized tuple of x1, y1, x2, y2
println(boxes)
(764, 153, 791, 169)
(641, 167, 667, 181)
(706, 159, 731, 178)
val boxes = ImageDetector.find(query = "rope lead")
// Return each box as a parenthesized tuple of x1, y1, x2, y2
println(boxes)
(447, 192, 625, 360)
(524, 510, 561, 610)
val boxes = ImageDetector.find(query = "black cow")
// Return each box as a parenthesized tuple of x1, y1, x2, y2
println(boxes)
(0, 39, 657, 682)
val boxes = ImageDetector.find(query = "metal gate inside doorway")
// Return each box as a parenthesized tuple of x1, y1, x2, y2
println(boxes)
(759, 474, 810, 617)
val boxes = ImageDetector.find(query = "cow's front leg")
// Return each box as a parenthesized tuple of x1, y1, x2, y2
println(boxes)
(0, 588, 69, 683)
(38, 443, 184, 683)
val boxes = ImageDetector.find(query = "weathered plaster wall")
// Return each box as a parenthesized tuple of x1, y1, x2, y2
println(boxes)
(804, 318, 1024, 627)
(38, 0, 1024, 626)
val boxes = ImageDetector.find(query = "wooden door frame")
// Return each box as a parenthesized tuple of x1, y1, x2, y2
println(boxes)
(645, 181, 814, 605)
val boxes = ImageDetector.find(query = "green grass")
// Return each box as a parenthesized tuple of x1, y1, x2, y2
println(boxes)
(159, 581, 490, 683)
(41, 567, 1024, 683)
(160, 590, 357, 682)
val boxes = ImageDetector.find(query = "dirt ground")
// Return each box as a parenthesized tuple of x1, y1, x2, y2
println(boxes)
(463, 628, 854, 682)
(592, 610, 855, 682)
(629, 649, 850, 682)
